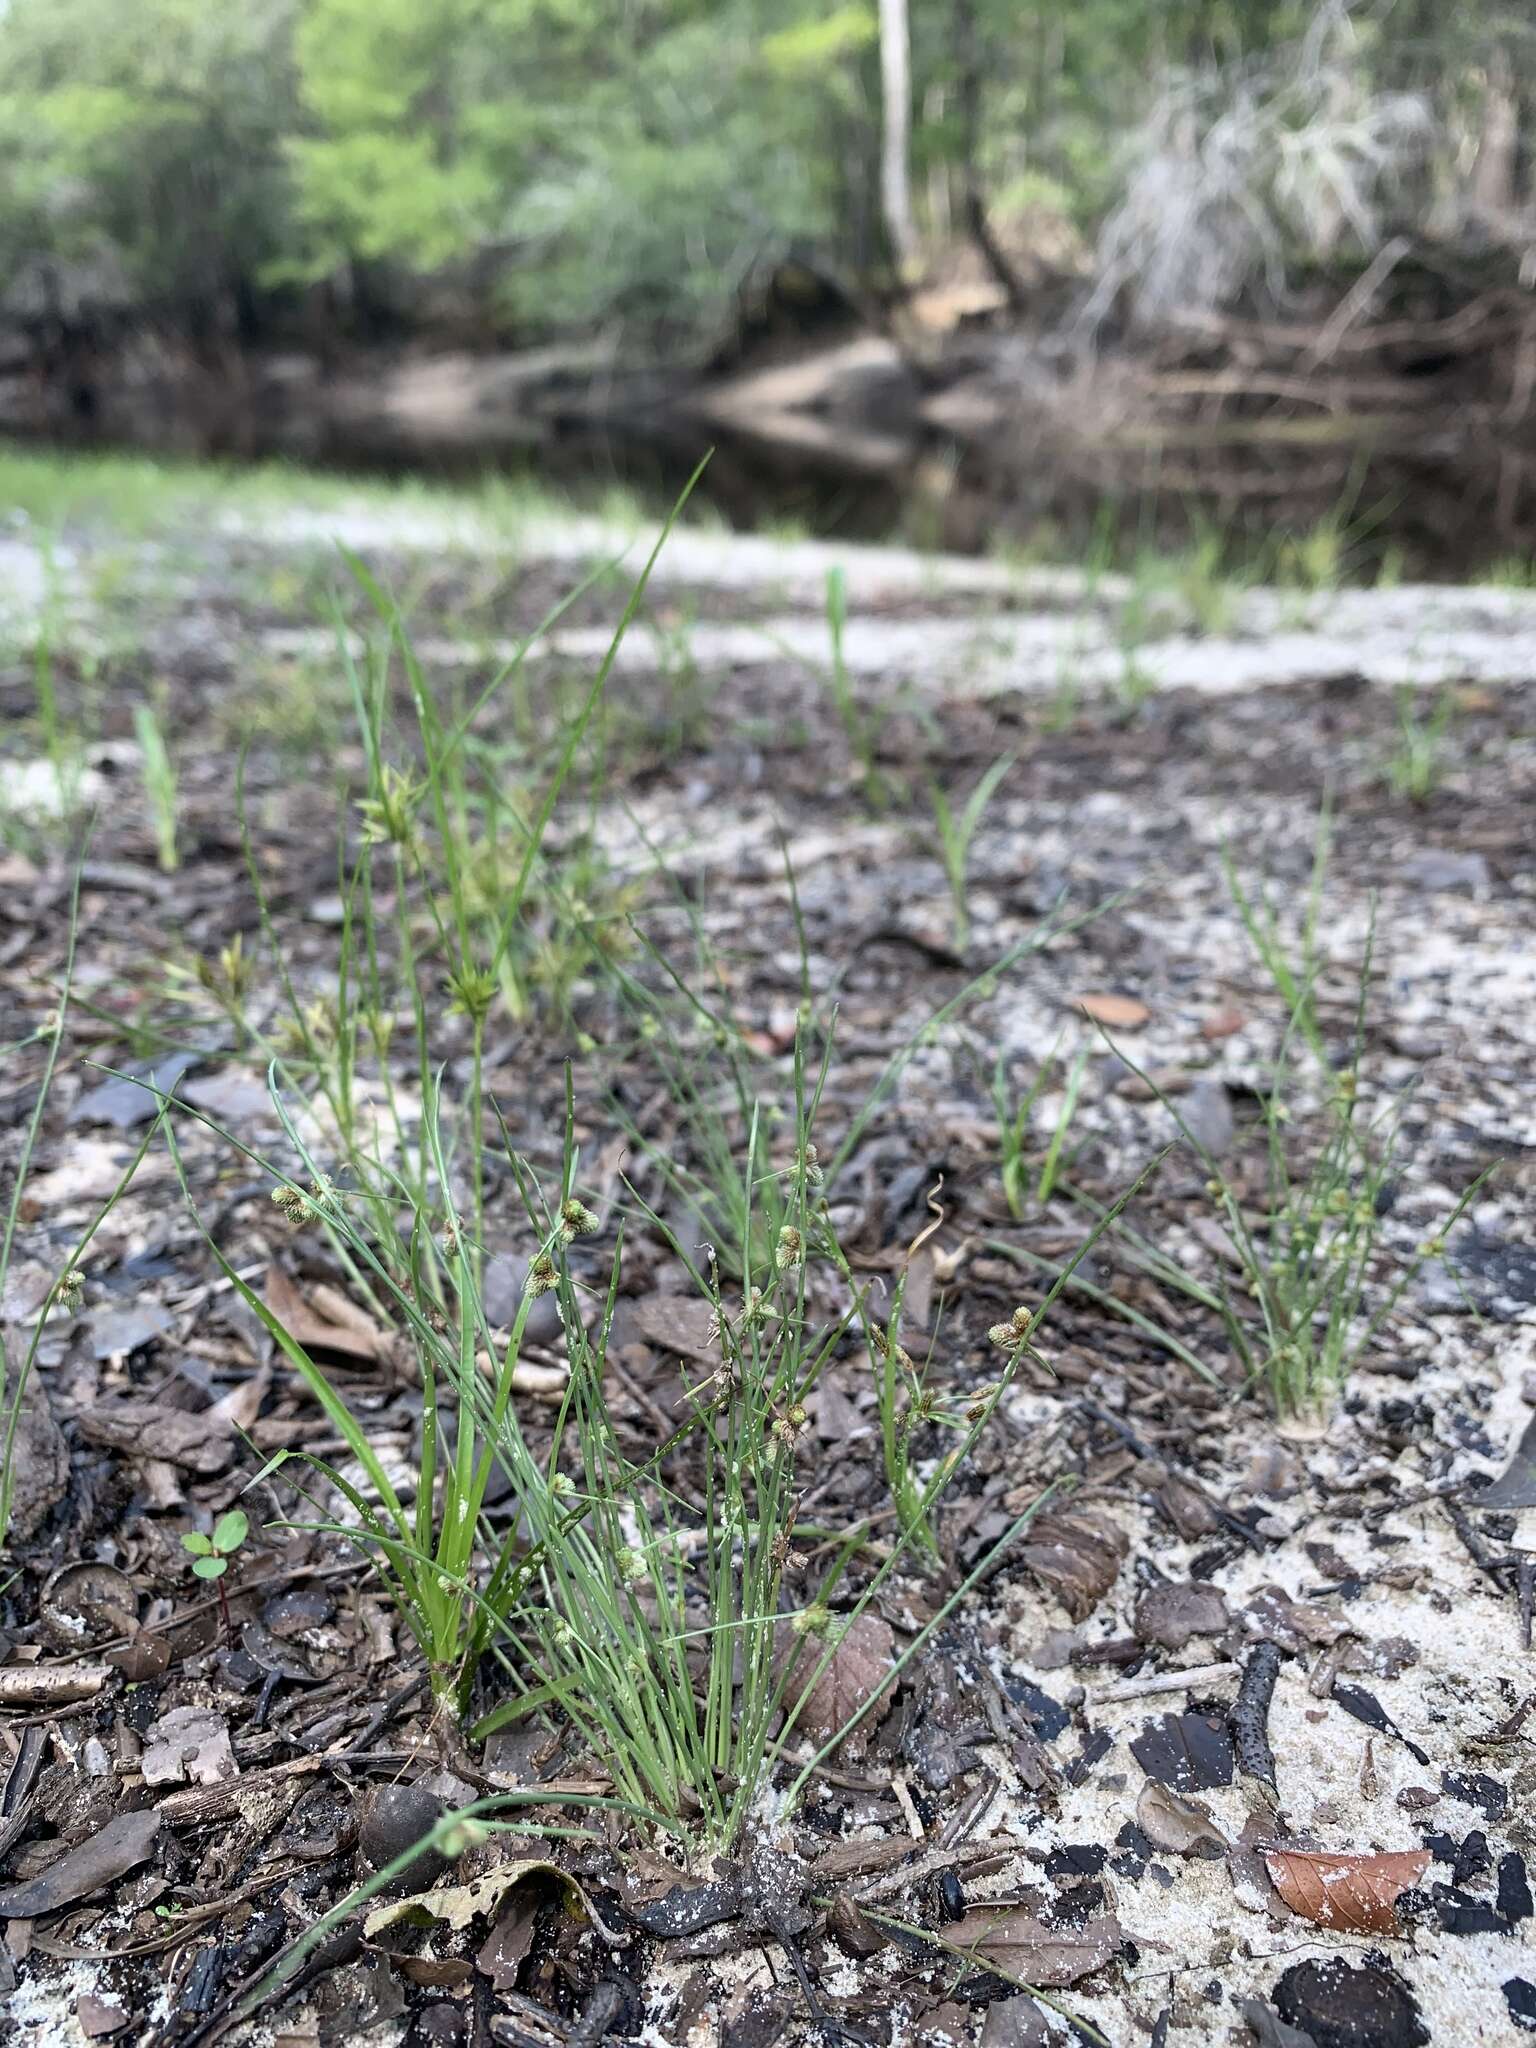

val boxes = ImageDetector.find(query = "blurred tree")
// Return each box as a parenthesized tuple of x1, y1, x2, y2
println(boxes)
(0, 0, 1528, 350)
(288, 0, 877, 340)
(0, 0, 300, 340)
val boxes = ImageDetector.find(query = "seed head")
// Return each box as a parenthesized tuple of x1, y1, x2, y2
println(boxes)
(558, 1196, 601, 1243)
(739, 1286, 778, 1330)
(791, 1603, 831, 1636)
(357, 763, 423, 852)
(56, 1266, 84, 1314)
(987, 1305, 1034, 1351)
(775, 1225, 804, 1273)
(526, 1253, 559, 1296)
(271, 1183, 314, 1229)
(446, 961, 498, 1025)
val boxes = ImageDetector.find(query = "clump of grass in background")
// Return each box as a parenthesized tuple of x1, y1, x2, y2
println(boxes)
(989, 1037, 1089, 1220)
(1031, 826, 1482, 1416)
(1385, 684, 1455, 803)
(133, 699, 180, 870)
(823, 565, 889, 807)
(929, 751, 1014, 952)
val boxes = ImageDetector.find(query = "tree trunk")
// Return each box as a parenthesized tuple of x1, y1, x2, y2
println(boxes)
(954, 0, 1027, 309)
(878, 0, 918, 272)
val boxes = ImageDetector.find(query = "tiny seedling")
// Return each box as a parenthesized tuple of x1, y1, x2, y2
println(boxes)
(134, 700, 180, 871)
(182, 1508, 249, 1638)
(989, 1037, 1088, 1218)
(181, 1507, 250, 1580)
(929, 752, 1014, 952)
(824, 566, 886, 807)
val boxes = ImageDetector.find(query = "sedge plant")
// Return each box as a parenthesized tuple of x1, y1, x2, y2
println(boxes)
(1036, 838, 1482, 1415)
(928, 752, 1014, 953)
(133, 698, 180, 871)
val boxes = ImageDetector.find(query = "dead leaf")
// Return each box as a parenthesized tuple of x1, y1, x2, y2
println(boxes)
(1201, 1006, 1247, 1040)
(75, 1996, 128, 2040)
(142, 1706, 237, 1788)
(826, 1893, 888, 1958)
(207, 1366, 272, 1432)
(1074, 992, 1150, 1030)
(475, 1888, 540, 1989)
(902, 1243, 937, 1332)
(86, 1303, 173, 1359)
(365, 1857, 586, 1939)
(1136, 1779, 1229, 1858)
(0, 1808, 162, 1918)
(264, 1264, 388, 1364)
(979, 1997, 1065, 2047)
(1134, 1579, 1230, 1651)
(1130, 1710, 1234, 1791)
(1243, 1584, 1354, 1652)
(3, 1379, 68, 1541)
(21, 1138, 167, 1215)
(777, 1614, 895, 1759)
(631, 1295, 720, 1365)
(1015, 1508, 1127, 1620)
(70, 1054, 196, 1130)
(1262, 1844, 1429, 1934)
(947, 1906, 1123, 1987)
(73, 1400, 233, 1474)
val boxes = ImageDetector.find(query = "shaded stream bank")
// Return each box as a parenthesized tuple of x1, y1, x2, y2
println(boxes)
(5, 287, 1536, 573)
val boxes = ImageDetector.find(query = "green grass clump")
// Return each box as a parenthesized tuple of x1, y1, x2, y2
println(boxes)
(929, 751, 1014, 952)
(1011, 824, 1481, 1417)
(1385, 684, 1456, 804)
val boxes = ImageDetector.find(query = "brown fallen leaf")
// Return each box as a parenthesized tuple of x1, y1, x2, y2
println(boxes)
(73, 1401, 233, 1475)
(632, 1295, 720, 1365)
(1201, 1006, 1247, 1040)
(1074, 992, 1150, 1030)
(1136, 1779, 1229, 1859)
(1134, 1579, 1230, 1651)
(947, 1907, 1123, 1988)
(75, 1996, 128, 2040)
(142, 1705, 237, 1788)
(264, 1264, 388, 1364)
(1262, 1844, 1429, 1934)
(475, 1888, 541, 1989)
(1015, 1508, 1127, 1620)
(776, 1613, 895, 1759)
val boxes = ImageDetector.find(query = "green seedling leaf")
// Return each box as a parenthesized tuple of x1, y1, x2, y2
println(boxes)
(191, 1555, 228, 1580)
(180, 1532, 213, 1556)
(212, 1509, 249, 1552)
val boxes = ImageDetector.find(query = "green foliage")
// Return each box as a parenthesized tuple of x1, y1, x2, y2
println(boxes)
(0, 1, 1525, 348)
(181, 1508, 250, 1579)
(133, 701, 180, 872)
(928, 752, 1014, 952)
(0, 0, 300, 325)
(1386, 685, 1456, 804)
